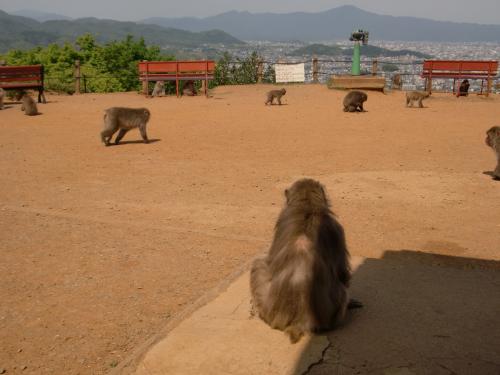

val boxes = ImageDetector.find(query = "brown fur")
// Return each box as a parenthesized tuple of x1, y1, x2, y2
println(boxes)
(0, 88, 4, 110)
(182, 80, 197, 96)
(100, 107, 151, 146)
(265, 88, 286, 105)
(406, 91, 430, 108)
(250, 178, 360, 343)
(485, 126, 500, 179)
(151, 81, 165, 97)
(458, 80, 470, 97)
(21, 94, 39, 116)
(392, 73, 402, 90)
(343, 91, 367, 112)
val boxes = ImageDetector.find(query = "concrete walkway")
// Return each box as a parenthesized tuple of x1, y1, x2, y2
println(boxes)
(133, 252, 500, 375)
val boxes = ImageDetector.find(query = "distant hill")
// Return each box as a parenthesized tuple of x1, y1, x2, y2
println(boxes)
(142, 5, 500, 42)
(289, 43, 431, 59)
(11, 9, 72, 22)
(0, 10, 244, 52)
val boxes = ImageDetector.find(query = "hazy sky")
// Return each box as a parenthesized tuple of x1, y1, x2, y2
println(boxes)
(1, 0, 500, 24)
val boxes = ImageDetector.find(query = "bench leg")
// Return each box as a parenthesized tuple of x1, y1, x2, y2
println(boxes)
(38, 89, 47, 104)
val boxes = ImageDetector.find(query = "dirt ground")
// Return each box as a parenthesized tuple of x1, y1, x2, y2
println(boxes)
(0, 85, 499, 374)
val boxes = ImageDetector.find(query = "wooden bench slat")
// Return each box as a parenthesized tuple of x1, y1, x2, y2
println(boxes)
(0, 76, 43, 83)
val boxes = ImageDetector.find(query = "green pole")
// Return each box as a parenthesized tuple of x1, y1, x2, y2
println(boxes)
(352, 41, 361, 76)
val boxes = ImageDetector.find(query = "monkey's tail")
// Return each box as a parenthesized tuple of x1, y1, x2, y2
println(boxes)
(285, 326, 305, 344)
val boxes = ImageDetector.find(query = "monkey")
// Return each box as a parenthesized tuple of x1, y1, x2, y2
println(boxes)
(458, 79, 470, 97)
(100, 107, 151, 146)
(485, 126, 500, 180)
(406, 90, 430, 108)
(392, 73, 402, 90)
(0, 88, 4, 110)
(250, 178, 362, 344)
(151, 81, 165, 97)
(182, 80, 198, 96)
(265, 88, 286, 105)
(21, 94, 39, 116)
(7, 90, 26, 102)
(343, 90, 367, 112)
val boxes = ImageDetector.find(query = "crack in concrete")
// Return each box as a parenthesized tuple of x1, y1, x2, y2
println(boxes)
(300, 337, 332, 375)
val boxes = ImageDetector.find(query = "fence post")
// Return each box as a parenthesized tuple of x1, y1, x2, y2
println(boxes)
(257, 59, 264, 83)
(74, 60, 81, 94)
(142, 60, 149, 95)
(312, 57, 319, 83)
(486, 73, 492, 97)
(372, 59, 378, 76)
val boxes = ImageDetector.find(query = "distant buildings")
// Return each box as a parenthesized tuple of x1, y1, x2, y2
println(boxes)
(223, 40, 500, 92)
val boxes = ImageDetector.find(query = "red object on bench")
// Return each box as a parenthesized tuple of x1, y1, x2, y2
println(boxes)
(0, 65, 46, 103)
(421, 60, 498, 96)
(138, 60, 215, 97)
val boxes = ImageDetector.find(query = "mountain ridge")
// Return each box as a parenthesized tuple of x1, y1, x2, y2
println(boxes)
(0, 10, 244, 52)
(142, 5, 500, 42)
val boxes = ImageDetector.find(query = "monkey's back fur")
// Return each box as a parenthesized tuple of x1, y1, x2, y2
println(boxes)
(21, 95, 39, 116)
(485, 126, 500, 179)
(250, 179, 351, 343)
(343, 90, 367, 112)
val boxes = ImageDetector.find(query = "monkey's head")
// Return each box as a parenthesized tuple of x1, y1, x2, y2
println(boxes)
(284, 178, 329, 208)
(141, 108, 151, 121)
(281, 88, 286, 95)
(485, 126, 500, 148)
(359, 92, 368, 102)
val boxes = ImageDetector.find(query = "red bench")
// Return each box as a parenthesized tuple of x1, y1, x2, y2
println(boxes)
(421, 60, 498, 96)
(0, 65, 46, 103)
(138, 60, 215, 97)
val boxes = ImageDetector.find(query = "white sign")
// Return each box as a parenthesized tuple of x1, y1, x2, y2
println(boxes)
(275, 63, 305, 83)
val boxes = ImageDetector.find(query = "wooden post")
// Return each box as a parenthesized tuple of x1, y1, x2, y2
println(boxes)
(372, 59, 378, 76)
(74, 60, 81, 95)
(142, 60, 149, 95)
(205, 60, 209, 97)
(257, 59, 263, 84)
(487, 72, 492, 97)
(312, 57, 319, 83)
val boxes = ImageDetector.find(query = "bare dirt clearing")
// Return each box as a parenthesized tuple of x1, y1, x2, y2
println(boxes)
(0, 85, 499, 374)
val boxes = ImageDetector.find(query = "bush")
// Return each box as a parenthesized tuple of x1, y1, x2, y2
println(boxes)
(0, 34, 171, 93)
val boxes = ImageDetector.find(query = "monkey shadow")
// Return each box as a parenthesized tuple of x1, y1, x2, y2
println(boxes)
(291, 250, 500, 374)
(482, 171, 500, 180)
(109, 139, 161, 146)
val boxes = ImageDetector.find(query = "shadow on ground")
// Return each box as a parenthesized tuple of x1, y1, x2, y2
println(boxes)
(293, 250, 500, 375)
(110, 138, 161, 146)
